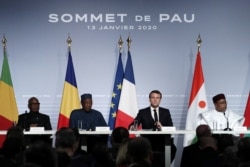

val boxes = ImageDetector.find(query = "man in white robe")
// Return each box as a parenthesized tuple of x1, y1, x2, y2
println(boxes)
(198, 93, 245, 130)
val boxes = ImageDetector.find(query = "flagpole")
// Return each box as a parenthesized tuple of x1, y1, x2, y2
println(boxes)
(57, 34, 80, 129)
(118, 36, 123, 53)
(196, 34, 202, 51)
(0, 34, 19, 147)
(67, 34, 72, 51)
(183, 34, 208, 146)
(108, 37, 124, 129)
(2, 34, 7, 50)
(127, 35, 132, 51)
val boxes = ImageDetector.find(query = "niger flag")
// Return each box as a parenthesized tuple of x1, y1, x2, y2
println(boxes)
(0, 47, 18, 147)
(183, 51, 208, 146)
(57, 50, 80, 129)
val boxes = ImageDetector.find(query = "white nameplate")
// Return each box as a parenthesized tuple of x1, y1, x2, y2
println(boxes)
(161, 126, 176, 131)
(95, 126, 110, 131)
(233, 126, 247, 131)
(30, 127, 45, 132)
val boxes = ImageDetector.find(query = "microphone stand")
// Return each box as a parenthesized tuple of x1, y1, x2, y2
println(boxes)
(24, 110, 29, 131)
(153, 122, 157, 131)
(223, 112, 232, 131)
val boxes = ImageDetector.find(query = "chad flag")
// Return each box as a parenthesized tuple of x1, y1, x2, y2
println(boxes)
(57, 48, 80, 129)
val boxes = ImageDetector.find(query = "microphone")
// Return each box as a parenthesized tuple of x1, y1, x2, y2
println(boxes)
(24, 110, 29, 131)
(223, 112, 231, 131)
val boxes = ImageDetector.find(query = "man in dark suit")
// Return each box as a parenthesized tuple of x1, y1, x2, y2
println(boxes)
(129, 90, 176, 165)
(17, 97, 52, 131)
(17, 97, 52, 145)
(180, 124, 220, 167)
(131, 103, 173, 130)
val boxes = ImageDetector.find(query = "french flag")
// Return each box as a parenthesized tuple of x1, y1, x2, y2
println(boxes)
(115, 51, 138, 129)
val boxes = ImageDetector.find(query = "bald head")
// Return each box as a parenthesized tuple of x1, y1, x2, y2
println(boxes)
(28, 97, 40, 112)
(196, 124, 212, 139)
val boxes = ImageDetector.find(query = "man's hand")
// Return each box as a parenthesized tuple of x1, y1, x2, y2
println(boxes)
(155, 121, 162, 130)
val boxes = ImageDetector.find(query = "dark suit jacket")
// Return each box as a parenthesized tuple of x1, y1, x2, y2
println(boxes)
(129, 106, 176, 164)
(180, 142, 200, 167)
(17, 112, 52, 130)
(180, 142, 220, 167)
(130, 106, 173, 129)
(17, 112, 52, 146)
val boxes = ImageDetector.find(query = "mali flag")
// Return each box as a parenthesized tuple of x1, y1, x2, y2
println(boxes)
(57, 50, 80, 129)
(0, 47, 18, 147)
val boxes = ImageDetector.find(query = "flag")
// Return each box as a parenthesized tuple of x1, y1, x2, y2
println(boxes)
(108, 52, 124, 130)
(0, 47, 18, 147)
(57, 50, 80, 129)
(243, 92, 250, 136)
(115, 51, 138, 129)
(183, 51, 208, 146)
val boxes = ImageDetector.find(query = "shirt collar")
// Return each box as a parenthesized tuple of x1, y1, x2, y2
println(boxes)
(150, 107, 159, 112)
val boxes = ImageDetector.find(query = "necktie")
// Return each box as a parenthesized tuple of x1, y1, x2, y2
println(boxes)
(153, 109, 158, 122)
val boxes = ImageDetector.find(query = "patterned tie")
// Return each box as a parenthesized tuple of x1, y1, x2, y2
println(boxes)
(153, 109, 158, 122)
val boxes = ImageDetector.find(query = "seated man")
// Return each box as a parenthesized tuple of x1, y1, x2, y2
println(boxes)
(198, 93, 244, 130)
(17, 97, 52, 145)
(128, 90, 177, 165)
(180, 124, 218, 167)
(0, 126, 25, 167)
(110, 127, 129, 160)
(126, 137, 153, 167)
(55, 127, 89, 167)
(238, 137, 250, 166)
(24, 141, 57, 167)
(55, 127, 77, 157)
(17, 97, 52, 130)
(69, 93, 108, 153)
(69, 93, 107, 130)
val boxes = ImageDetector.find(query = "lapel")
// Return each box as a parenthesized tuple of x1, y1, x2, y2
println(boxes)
(146, 107, 154, 122)
(158, 107, 166, 123)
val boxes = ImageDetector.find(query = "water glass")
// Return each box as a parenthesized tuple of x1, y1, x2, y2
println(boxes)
(132, 120, 138, 131)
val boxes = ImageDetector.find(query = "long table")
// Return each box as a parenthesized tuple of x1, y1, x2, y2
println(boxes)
(2, 129, 249, 135)
(1, 130, 250, 167)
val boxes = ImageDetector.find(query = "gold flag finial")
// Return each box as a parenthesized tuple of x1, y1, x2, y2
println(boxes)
(196, 34, 202, 52)
(2, 34, 7, 49)
(67, 33, 72, 47)
(118, 36, 123, 53)
(127, 34, 132, 51)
